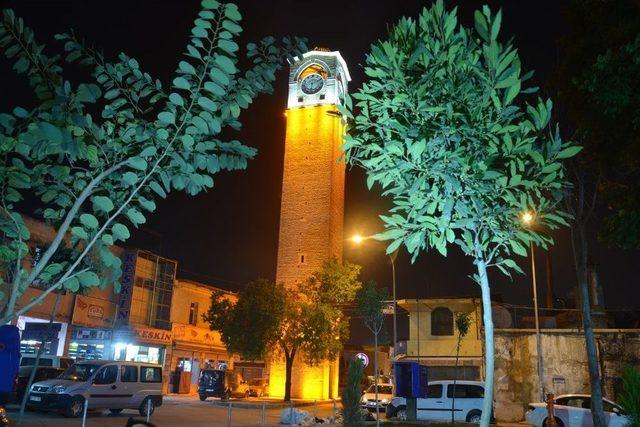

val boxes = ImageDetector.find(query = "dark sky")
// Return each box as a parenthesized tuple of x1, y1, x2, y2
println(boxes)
(2, 1, 639, 315)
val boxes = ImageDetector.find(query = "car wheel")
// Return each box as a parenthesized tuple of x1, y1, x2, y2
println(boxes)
(199, 394, 207, 402)
(64, 396, 84, 418)
(139, 397, 155, 417)
(543, 417, 564, 427)
(466, 409, 482, 423)
(108, 408, 123, 415)
(396, 406, 407, 421)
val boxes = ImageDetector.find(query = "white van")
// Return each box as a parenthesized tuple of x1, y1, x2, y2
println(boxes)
(20, 355, 74, 369)
(386, 380, 490, 423)
(27, 360, 163, 417)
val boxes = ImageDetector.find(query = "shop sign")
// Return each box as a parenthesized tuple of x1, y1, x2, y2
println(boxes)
(133, 326, 172, 345)
(73, 328, 112, 341)
(172, 324, 222, 347)
(355, 352, 369, 368)
(72, 295, 116, 329)
(116, 251, 137, 326)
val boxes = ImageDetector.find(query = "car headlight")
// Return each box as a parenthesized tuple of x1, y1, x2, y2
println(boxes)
(380, 398, 389, 404)
(51, 385, 67, 394)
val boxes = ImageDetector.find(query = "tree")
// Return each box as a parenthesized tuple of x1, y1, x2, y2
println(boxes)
(0, 2, 306, 324)
(342, 358, 365, 427)
(451, 312, 471, 424)
(619, 365, 640, 426)
(340, 2, 579, 425)
(205, 258, 362, 401)
(552, 2, 640, 424)
(355, 281, 387, 426)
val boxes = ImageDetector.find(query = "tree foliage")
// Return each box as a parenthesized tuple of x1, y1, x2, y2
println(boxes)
(619, 365, 640, 426)
(342, 358, 365, 427)
(340, 2, 579, 425)
(204, 258, 362, 401)
(0, 2, 306, 322)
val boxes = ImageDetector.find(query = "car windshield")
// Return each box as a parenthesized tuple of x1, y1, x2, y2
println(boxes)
(367, 385, 393, 394)
(60, 364, 101, 381)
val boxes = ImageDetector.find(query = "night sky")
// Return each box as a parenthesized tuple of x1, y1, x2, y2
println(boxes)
(2, 1, 639, 323)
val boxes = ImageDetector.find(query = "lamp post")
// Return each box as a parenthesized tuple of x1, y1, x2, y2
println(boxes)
(350, 234, 399, 357)
(521, 211, 545, 402)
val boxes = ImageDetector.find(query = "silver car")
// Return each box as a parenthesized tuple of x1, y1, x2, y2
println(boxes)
(27, 360, 163, 418)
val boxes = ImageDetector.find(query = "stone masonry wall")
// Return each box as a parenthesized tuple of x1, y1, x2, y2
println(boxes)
(494, 330, 640, 422)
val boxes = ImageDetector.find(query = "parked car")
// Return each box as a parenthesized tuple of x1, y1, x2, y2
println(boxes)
(386, 380, 489, 423)
(26, 360, 163, 418)
(20, 355, 74, 369)
(361, 383, 394, 411)
(198, 369, 249, 401)
(525, 394, 630, 427)
(14, 366, 64, 402)
(247, 378, 269, 397)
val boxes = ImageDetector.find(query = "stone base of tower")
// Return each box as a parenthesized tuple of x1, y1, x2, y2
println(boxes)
(268, 356, 339, 400)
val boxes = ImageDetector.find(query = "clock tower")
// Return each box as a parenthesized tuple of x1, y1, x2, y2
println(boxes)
(276, 49, 351, 288)
(270, 50, 350, 400)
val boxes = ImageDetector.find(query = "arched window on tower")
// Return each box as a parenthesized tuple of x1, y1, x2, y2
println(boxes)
(431, 307, 454, 336)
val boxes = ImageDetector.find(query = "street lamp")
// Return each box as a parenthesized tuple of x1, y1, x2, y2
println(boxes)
(350, 234, 399, 357)
(520, 211, 545, 402)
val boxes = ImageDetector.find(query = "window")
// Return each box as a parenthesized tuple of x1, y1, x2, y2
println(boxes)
(319, 94, 325, 100)
(121, 365, 138, 383)
(140, 366, 162, 383)
(558, 397, 590, 409)
(431, 307, 454, 336)
(447, 384, 484, 398)
(300, 254, 305, 264)
(426, 384, 442, 398)
(297, 96, 304, 103)
(93, 365, 118, 385)
(189, 302, 199, 326)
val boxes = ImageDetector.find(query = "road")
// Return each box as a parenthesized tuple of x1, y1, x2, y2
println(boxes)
(6, 396, 340, 427)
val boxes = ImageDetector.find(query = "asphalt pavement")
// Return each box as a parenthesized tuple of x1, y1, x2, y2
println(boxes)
(5, 396, 339, 427)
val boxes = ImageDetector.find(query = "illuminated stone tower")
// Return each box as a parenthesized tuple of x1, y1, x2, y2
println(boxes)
(276, 49, 351, 287)
(270, 50, 350, 400)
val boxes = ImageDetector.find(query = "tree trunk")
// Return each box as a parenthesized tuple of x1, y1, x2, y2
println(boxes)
(451, 333, 462, 424)
(475, 249, 494, 427)
(571, 222, 606, 427)
(374, 331, 380, 427)
(284, 348, 296, 402)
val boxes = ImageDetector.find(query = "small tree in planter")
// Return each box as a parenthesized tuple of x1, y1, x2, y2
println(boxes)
(620, 365, 640, 425)
(451, 312, 472, 423)
(356, 281, 387, 426)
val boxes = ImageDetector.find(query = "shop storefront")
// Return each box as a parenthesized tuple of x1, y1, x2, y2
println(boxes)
(16, 315, 68, 356)
(169, 323, 231, 394)
(112, 325, 172, 366)
(69, 295, 116, 360)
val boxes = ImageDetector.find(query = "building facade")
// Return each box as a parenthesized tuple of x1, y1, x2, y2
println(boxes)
(2, 218, 236, 394)
(270, 49, 351, 400)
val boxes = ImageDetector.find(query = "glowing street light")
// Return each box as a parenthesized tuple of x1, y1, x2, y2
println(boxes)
(351, 234, 365, 245)
(521, 210, 544, 401)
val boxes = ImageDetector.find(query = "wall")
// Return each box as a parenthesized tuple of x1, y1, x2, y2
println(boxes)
(275, 104, 345, 287)
(403, 299, 483, 359)
(494, 330, 640, 422)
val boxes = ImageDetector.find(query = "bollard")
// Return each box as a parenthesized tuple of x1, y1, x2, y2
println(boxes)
(289, 400, 294, 425)
(81, 398, 88, 427)
(227, 401, 232, 427)
(332, 399, 337, 422)
(545, 393, 556, 426)
(146, 398, 151, 423)
(313, 400, 317, 425)
(260, 400, 266, 427)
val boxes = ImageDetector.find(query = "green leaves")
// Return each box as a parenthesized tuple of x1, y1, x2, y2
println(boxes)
(173, 77, 190, 90)
(92, 196, 114, 213)
(215, 55, 236, 74)
(345, 0, 575, 281)
(112, 223, 130, 241)
(80, 213, 99, 229)
(157, 111, 175, 125)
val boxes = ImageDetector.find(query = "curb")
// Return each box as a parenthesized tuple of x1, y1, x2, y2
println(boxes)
(204, 399, 336, 410)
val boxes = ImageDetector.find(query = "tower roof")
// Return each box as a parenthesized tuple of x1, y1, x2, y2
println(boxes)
(288, 50, 351, 83)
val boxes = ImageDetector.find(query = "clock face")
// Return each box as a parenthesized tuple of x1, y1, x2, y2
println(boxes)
(300, 73, 324, 95)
